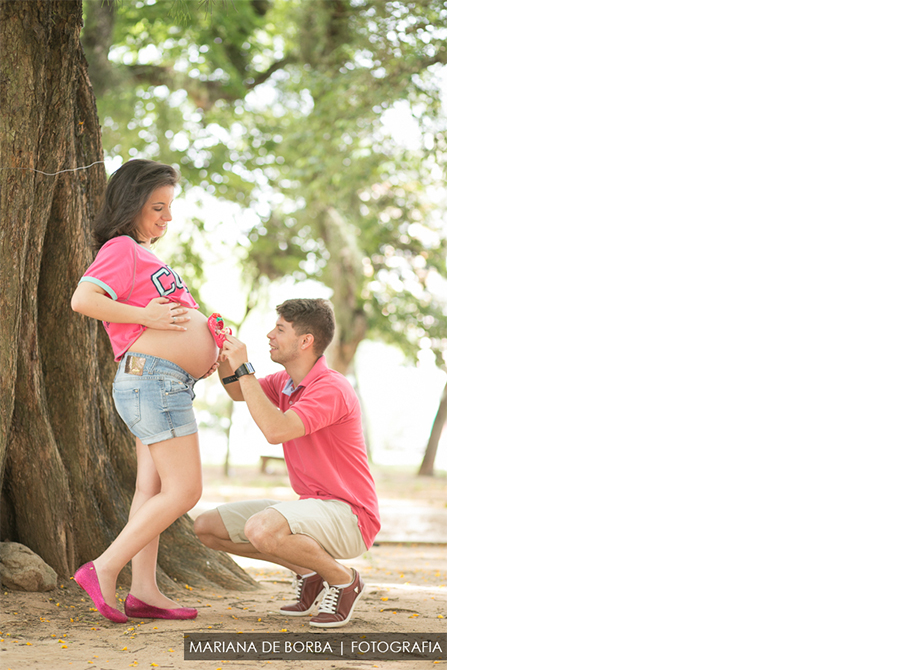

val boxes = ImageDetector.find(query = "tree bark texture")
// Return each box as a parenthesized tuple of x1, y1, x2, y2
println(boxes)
(418, 382, 446, 477)
(320, 207, 368, 375)
(0, 0, 255, 591)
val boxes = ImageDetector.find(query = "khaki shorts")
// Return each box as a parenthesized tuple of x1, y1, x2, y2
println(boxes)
(216, 498, 367, 561)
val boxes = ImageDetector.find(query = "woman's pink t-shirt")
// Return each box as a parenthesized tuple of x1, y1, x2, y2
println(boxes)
(79, 235, 199, 361)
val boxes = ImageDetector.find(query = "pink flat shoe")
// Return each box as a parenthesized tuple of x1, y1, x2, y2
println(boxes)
(73, 562, 128, 623)
(124, 594, 198, 620)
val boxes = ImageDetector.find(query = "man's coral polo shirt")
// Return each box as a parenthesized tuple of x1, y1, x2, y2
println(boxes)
(258, 357, 381, 548)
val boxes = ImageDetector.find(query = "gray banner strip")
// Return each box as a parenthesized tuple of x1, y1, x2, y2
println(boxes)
(183, 633, 447, 661)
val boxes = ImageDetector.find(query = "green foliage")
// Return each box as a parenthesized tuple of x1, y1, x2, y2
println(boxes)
(86, 0, 446, 369)
(94, 0, 271, 199)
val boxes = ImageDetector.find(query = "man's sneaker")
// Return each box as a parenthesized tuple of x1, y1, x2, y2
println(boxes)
(309, 568, 365, 628)
(279, 572, 326, 616)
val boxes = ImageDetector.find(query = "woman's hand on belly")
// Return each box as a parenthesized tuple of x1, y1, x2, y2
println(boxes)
(142, 297, 191, 331)
(129, 307, 218, 378)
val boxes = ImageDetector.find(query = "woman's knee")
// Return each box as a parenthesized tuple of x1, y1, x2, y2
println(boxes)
(149, 436, 203, 511)
(181, 482, 203, 512)
(134, 472, 162, 499)
(159, 478, 202, 516)
(134, 446, 161, 497)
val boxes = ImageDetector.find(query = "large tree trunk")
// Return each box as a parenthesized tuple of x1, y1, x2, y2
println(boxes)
(0, 0, 255, 591)
(80, 0, 117, 97)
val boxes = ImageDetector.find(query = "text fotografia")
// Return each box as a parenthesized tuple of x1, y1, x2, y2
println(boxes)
(183, 633, 447, 661)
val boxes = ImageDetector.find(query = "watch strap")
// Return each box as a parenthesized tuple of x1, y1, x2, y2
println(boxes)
(223, 362, 255, 384)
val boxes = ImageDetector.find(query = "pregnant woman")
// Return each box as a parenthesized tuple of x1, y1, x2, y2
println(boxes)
(70, 159, 220, 622)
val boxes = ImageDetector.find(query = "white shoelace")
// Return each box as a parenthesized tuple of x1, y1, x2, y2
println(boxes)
(317, 586, 341, 614)
(294, 573, 321, 598)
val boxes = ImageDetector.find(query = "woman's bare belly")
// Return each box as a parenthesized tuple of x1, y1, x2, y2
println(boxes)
(128, 308, 218, 379)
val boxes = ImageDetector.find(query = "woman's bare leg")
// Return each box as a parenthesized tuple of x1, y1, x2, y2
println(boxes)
(89, 433, 202, 609)
(126, 438, 186, 608)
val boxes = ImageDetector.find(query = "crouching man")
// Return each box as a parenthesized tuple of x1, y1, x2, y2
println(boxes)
(194, 299, 380, 628)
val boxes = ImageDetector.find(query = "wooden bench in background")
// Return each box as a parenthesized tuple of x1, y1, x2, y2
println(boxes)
(259, 455, 285, 473)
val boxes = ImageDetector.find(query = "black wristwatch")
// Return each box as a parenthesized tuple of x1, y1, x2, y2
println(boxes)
(222, 362, 255, 384)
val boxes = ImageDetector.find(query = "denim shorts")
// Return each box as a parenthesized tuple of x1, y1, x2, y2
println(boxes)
(112, 352, 198, 445)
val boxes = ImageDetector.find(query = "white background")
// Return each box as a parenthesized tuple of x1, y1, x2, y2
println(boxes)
(451, 2, 900, 668)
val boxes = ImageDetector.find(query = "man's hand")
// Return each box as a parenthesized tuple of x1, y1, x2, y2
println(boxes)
(218, 332, 306, 443)
(221, 333, 249, 369)
(199, 360, 220, 380)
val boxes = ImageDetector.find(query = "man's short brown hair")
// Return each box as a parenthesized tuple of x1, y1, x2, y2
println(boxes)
(276, 299, 336, 357)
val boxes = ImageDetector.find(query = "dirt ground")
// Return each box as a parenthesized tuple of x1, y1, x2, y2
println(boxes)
(0, 464, 447, 670)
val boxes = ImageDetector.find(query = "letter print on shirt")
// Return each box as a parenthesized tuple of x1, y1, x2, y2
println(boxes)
(150, 266, 188, 297)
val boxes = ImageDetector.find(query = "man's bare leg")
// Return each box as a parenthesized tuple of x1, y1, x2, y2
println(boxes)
(194, 508, 313, 576)
(243, 509, 353, 587)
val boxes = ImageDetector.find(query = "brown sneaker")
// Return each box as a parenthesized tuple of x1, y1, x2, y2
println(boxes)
(309, 568, 365, 628)
(279, 572, 326, 616)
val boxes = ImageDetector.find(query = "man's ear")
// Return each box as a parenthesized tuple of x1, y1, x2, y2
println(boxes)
(300, 333, 315, 351)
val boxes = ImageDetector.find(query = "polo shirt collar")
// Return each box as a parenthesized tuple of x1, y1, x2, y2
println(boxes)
(281, 356, 328, 396)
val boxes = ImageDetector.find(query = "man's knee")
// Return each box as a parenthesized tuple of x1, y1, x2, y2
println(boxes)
(193, 509, 226, 546)
(244, 509, 289, 554)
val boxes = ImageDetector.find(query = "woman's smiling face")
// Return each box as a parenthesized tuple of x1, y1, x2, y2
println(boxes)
(134, 185, 174, 245)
